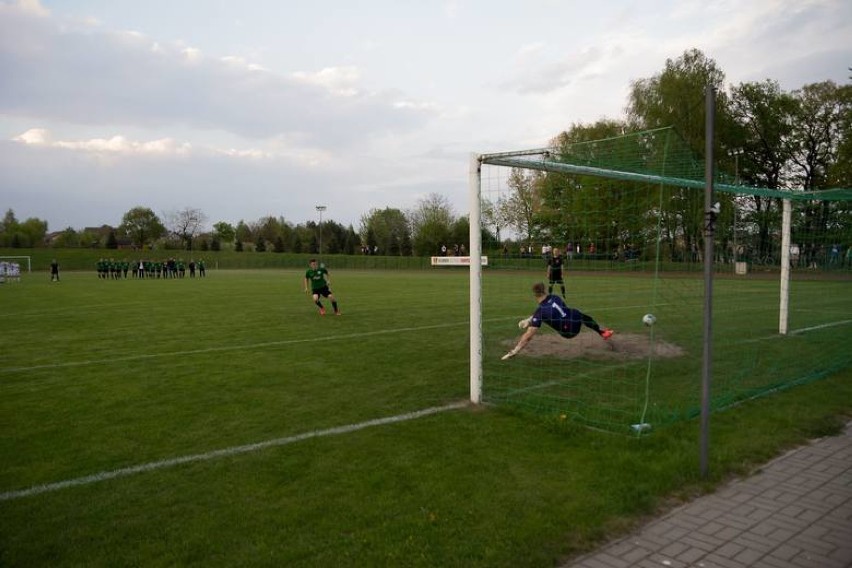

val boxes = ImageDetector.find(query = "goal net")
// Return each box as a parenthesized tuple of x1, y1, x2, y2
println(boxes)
(471, 127, 852, 434)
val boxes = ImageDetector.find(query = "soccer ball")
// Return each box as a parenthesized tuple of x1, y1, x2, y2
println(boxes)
(642, 313, 657, 327)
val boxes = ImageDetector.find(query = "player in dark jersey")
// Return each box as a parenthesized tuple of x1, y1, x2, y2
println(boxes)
(502, 282, 612, 360)
(304, 259, 341, 316)
(547, 247, 565, 296)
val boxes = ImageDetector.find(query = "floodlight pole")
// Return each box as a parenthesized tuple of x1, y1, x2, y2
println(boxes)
(700, 86, 716, 479)
(316, 205, 326, 257)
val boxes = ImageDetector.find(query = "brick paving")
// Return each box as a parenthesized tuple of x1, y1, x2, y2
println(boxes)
(565, 423, 852, 568)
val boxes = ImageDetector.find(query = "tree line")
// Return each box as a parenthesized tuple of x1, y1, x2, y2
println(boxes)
(487, 50, 850, 264)
(0, 193, 470, 257)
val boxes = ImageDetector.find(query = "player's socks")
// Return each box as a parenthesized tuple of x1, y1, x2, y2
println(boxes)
(548, 285, 553, 294)
(332, 301, 339, 314)
(560, 286, 566, 296)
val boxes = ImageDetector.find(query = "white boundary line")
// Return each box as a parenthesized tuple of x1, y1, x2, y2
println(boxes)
(0, 401, 468, 502)
(789, 319, 852, 335)
(739, 319, 852, 344)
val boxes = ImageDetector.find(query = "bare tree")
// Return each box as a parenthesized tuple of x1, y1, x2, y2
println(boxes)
(165, 207, 208, 251)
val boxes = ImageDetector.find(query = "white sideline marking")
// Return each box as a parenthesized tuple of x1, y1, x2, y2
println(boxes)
(0, 402, 468, 502)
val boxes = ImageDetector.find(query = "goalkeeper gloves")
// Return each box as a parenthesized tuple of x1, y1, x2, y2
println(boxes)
(518, 317, 532, 329)
(501, 347, 520, 360)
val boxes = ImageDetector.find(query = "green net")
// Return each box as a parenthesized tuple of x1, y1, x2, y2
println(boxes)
(479, 127, 852, 434)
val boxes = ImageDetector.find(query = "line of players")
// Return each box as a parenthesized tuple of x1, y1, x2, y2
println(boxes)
(97, 258, 207, 279)
(0, 261, 22, 283)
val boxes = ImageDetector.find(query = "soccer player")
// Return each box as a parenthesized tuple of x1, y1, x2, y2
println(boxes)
(502, 282, 612, 360)
(304, 259, 341, 316)
(547, 247, 565, 296)
(50, 259, 60, 282)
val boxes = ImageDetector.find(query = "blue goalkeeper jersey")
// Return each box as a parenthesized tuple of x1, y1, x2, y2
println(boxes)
(530, 294, 583, 337)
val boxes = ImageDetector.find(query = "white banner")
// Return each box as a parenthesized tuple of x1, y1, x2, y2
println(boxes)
(430, 256, 488, 266)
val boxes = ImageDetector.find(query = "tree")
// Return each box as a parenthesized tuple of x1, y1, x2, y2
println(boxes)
(727, 79, 797, 260)
(499, 168, 543, 245)
(235, 221, 252, 248)
(52, 227, 81, 248)
(274, 235, 285, 253)
(627, 48, 729, 261)
(17, 217, 48, 248)
(166, 207, 208, 251)
(787, 80, 852, 266)
(788, 81, 851, 192)
(343, 225, 359, 255)
(213, 221, 236, 246)
(0, 209, 18, 246)
(119, 207, 165, 249)
(409, 193, 455, 256)
(254, 216, 286, 246)
(0, 210, 48, 248)
(359, 208, 411, 256)
(106, 230, 118, 249)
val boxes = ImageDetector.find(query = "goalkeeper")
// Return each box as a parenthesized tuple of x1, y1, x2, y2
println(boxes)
(304, 259, 341, 316)
(502, 282, 612, 360)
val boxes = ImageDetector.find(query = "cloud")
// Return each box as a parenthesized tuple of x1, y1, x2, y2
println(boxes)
(9, 127, 336, 169)
(13, 128, 191, 155)
(291, 66, 361, 97)
(502, 44, 614, 94)
(0, 2, 434, 145)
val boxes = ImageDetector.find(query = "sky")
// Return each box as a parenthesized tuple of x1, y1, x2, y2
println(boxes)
(1, 0, 850, 233)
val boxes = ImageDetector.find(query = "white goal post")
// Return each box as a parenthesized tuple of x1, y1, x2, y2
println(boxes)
(469, 153, 483, 404)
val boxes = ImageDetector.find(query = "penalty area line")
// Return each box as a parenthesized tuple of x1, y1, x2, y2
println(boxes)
(0, 401, 468, 502)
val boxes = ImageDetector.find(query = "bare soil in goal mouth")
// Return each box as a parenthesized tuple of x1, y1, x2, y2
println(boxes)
(503, 331, 685, 361)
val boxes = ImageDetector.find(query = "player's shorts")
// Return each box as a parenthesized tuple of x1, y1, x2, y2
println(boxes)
(549, 272, 564, 284)
(554, 312, 582, 339)
(312, 285, 332, 298)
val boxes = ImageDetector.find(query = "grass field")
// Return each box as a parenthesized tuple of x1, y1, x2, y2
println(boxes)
(1, 268, 850, 566)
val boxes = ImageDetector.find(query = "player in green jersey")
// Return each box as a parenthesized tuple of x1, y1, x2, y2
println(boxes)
(304, 259, 340, 316)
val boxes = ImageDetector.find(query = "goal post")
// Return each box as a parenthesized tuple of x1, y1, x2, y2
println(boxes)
(468, 126, 851, 434)
(469, 152, 483, 404)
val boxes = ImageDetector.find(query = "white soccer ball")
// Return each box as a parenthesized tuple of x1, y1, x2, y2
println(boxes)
(642, 313, 657, 327)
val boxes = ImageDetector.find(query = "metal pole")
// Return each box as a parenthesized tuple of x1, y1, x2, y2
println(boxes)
(700, 85, 716, 479)
(315, 205, 326, 257)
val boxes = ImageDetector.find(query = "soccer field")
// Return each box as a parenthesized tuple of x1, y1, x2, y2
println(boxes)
(1, 268, 850, 566)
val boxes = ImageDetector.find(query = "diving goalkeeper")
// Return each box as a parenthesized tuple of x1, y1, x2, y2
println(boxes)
(502, 282, 613, 360)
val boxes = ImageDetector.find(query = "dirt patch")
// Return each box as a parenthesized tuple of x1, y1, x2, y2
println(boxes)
(503, 332, 685, 361)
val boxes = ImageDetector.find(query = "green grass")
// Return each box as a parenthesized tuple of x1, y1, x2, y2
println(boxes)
(1, 269, 850, 566)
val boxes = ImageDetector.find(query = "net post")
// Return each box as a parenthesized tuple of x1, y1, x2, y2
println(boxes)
(469, 153, 483, 404)
(700, 85, 716, 479)
(779, 199, 792, 335)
